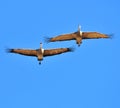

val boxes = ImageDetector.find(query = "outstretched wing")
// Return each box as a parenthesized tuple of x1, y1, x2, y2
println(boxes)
(82, 32, 111, 39)
(7, 49, 37, 56)
(45, 33, 76, 42)
(43, 47, 74, 57)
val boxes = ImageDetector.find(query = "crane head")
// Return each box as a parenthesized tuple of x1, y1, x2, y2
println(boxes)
(78, 25, 82, 36)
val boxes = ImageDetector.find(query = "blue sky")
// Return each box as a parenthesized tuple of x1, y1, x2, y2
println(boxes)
(0, 0, 120, 108)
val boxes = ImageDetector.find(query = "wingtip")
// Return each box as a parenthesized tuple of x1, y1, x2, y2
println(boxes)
(68, 47, 75, 52)
(44, 36, 51, 43)
(6, 48, 14, 53)
(106, 33, 114, 39)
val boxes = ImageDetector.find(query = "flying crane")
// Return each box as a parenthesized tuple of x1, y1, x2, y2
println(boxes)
(7, 43, 74, 64)
(46, 25, 112, 46)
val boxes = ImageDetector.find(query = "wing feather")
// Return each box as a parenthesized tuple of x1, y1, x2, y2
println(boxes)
(82, 32, 110, 39)
(43, 48, 73, 57)
(8, 49, 37, 56)
(46, 33, 76, 42)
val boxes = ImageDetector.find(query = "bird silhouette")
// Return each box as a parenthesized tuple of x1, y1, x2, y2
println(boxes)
(7, 43, 74, 64)
(45, 25, 112, 46)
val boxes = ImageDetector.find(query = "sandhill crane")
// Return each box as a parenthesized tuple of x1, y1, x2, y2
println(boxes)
(45, 25, 112, 46)
(7, 43, 74, 64)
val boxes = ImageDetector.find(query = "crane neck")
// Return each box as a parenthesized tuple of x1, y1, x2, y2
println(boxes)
(78, 29, 82, 36)
(40, 43, 42, 49)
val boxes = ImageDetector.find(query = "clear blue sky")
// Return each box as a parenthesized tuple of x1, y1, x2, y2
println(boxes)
(0, 0, 120, 108)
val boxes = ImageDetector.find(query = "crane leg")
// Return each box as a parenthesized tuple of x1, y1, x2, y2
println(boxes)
(39, 61, 41, 65)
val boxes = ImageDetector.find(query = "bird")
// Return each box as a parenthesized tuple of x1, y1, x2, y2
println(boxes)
(7, 43, 74, 64)
(45, 25, 113, 46)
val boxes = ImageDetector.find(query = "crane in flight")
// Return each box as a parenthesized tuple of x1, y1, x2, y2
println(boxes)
(7, 43, 74, 64)
(45, 25, 112, 46)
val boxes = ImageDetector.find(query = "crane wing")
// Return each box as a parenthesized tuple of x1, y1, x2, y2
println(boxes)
(8, 49, 37, 56)
(82, 32, 110, 39)
(46, 33, 76, 42)
(43, 47, 74, 57)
